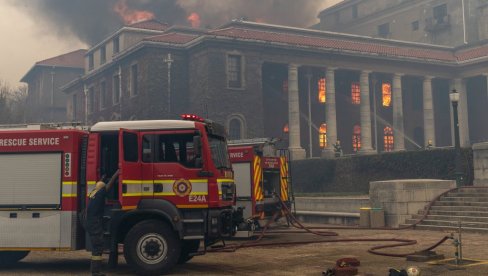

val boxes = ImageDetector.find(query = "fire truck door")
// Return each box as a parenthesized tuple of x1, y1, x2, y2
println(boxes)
(118, 129, 143, 208)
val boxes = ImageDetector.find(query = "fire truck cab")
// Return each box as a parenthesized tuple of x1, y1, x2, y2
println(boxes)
(228, 138, 292, 229)
(0, 117, 237, 275)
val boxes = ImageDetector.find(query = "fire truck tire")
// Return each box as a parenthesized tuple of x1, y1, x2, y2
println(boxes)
(124, 220, 181, 276)
(0, 251, 29, 267)
(177, 240, 200, 264)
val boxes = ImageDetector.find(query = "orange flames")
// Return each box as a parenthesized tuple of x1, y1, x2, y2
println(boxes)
(114, 0, 155, 25)
(187, 12, 201, 28)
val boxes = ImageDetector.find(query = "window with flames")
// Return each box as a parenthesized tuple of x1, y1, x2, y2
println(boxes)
(382, 82, 392, 107)
(384, 126, 394, 152)
(319, 123, 327, 148)
(351, 82, 360, 105)
(352, 125, 361, 152)
(318, 78, 326, 103)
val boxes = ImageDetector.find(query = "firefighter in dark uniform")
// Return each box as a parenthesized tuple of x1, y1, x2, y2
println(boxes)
(87, 169, 119, 276)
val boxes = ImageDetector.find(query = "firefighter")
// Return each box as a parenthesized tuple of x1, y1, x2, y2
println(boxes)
(86, 169, 119, 276)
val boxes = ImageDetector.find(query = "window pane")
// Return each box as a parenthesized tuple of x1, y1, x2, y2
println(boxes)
(319, 123, 327, 148)
(352, 125, 361, 152)
(227, 55, 242, 88)
(382, 82, 392, 107)
(383, 126, 394, 152)
(229, 119, 241, 140)
(318, 78, 326, 103)
(123, 132, 138, 162)
(351, 82, 360, 105)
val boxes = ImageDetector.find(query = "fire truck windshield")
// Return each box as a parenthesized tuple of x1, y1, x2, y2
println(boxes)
(208, 135, 231, 169)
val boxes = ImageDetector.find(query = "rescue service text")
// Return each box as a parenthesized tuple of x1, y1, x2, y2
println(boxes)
(0, 137, 60, 147)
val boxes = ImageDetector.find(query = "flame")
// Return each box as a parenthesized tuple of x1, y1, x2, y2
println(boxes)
(187, 12, 201, 28)
(114, 0, 155, 25)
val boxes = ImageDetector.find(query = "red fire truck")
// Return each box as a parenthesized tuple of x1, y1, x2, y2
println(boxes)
(228, 138, 293, 229)
(0, 116, 238, 275)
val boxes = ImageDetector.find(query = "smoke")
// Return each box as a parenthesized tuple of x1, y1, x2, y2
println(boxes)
(9, 0, 340, 45)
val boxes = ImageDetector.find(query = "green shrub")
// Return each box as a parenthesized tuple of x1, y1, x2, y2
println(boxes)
(290, 148, 473, 194)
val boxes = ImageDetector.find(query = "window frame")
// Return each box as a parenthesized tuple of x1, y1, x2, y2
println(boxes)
(226, 52, 245, 89)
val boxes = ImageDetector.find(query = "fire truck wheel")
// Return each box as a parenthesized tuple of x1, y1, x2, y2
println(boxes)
(0, 251, 29, 267)
(177, 240, 200, 264)
(124, 220, 181, 276)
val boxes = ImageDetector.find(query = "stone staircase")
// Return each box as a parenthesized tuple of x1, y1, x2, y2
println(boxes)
(402, 187, 488, 233)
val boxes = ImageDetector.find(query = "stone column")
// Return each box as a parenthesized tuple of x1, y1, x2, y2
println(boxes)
(321, 67, 337, 158)
(359, 70, 375, 154)
(451, 78, 470, 147)
(392, 73, 405, 151)
(287, 64, 306, 160)
(423, 76, 436, 147)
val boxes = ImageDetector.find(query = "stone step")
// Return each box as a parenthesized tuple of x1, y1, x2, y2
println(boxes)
(430, 205, 488, 212)
(411, 214, 488, 223)
(400, 224, 488, 233)
(440, 196, 488, 202)
(428, 210, 488, 217)
(457, 188, 488, 193)
(433, 201, 488, 207)
(445, 192, 488, 198)
(405, 219, 488, 229)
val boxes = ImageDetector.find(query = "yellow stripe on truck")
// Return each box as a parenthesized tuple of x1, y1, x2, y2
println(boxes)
(280, 156, 289, 201)
(253, 156, 263, 201)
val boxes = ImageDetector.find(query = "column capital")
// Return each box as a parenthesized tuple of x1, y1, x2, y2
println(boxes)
(326, 67, 337, 72)
(361, 70, 372, 74)
(288, 63, 299, 69)
(393, 73, 404, 78)
(424, 75, 434, 81)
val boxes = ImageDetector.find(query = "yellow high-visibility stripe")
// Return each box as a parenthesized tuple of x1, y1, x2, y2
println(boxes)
(62, 194, 77, 198)
(253, 156, 263, 201)
(217, 179, 234, 183)
(124, 192, 210, 197)
(280, 156, 289, 201)
(0, 247, 71, 251)
(177, 204, 208, 208)
(122, 205, 137, 210)
(62, 181, 77, 185)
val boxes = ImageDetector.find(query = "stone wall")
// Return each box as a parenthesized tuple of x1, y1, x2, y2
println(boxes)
(369, 179, 455, 227)
(473, 142, 488, 186)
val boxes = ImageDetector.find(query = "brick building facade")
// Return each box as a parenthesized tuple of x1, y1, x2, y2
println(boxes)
(62, 19, 488, 159)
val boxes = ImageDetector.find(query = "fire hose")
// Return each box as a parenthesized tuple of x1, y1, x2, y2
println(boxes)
(206, 187, 488, 257)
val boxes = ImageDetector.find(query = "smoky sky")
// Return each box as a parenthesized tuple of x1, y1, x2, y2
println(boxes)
(10, 0, 338, 46)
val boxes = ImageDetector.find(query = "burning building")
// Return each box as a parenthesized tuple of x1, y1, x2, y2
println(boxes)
(61, 16, 488, 159)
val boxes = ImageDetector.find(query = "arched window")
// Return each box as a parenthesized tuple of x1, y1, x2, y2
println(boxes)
(319, 123, 327, 148)
(352, 124, 361, 152)
(384, 126, 394, 152)
(229, 119, 242, 140)
(351, 82, 360, 105)
(318, 78, 326, 103)
(382, 82, 392, 107)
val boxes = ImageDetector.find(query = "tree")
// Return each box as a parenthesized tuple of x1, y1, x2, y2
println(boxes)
(0, 80, 27, 124)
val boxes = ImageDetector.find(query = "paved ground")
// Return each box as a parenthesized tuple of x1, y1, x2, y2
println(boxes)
(1, 226, 488, 275)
